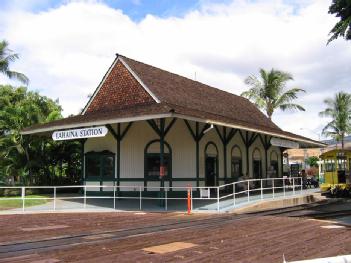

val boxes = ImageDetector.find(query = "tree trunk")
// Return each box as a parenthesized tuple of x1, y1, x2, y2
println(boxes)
(341, 133, 344, 149)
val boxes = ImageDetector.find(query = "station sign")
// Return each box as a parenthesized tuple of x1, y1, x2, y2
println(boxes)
(52, 126, 108, 141)
(270, 137, 299, 149)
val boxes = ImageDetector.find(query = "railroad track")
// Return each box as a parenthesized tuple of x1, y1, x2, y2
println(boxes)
(0, 201, 347, 259)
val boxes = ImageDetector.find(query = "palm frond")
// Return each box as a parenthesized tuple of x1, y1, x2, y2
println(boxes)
(275, 88, 305, 107)
(5, 70, 29, 85)
(279, 103, 305, 112)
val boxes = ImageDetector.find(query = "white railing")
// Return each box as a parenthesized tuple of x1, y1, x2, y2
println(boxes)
(0, 177, 305, 213)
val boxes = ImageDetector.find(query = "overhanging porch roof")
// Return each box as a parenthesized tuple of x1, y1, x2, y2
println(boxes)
(21, 103, 326, 148)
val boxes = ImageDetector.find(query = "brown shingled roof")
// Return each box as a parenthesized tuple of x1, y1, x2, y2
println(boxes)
(121, 56, 281, 132)
(22, 54, 325, 147)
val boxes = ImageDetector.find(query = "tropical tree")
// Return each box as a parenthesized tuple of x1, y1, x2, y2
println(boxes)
(0, 40, 29, 84)
(0, 86, 61, 183)
(305, 156, 319, 168)
(0, 85, 82, 186)
(241, 68, 306, 119)
(319, 92, 351, 149)
(328, 0, 351, 43)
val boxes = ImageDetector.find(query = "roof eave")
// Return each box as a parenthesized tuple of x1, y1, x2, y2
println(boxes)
(21, 113, 173, 135)
(22, 112, 326, 148)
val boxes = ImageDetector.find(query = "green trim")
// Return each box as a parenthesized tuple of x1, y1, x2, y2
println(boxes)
(80, 139, 86, 183)
(184, 120, 196, 140)
(120, 122, 133, 140)
(147, 120, 161, 136)
(86, 191, 201, 198)
(85, 177, 204, 182)
(164, 118, 177, 135)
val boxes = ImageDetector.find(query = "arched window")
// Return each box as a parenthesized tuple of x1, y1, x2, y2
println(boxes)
(252, 148, 262, 179)
(231, 145, 242, 180)
(204, 142, 218, 186)
(270, 151, 279, 177)
(144, 140, 172, 179)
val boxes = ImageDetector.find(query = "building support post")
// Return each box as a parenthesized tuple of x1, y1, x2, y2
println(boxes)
(160, 118, 165, 206)
(280, 148, 286, 177)
(116, 124, 121, 195)
(245, 132, 250, 177)
(184, 120, 210, 188)
(223, 127, 227, 181)
(195, 123, 200, 187)
(80, 139, 86, 183)
(107, 123, 133, 196)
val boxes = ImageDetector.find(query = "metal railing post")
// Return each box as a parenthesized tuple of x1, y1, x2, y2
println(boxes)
(84, 186, 87, 209)
(113, 184, 116, 210)
(272, 179, 275, 199)
(139, 186, 142, 211)
(165, 188, 168, 211)
(247, 181, 250, 202)
(283, 178, 286, 197)
(53, 187, 56, 211)
(233, 183, 236, 207)
(217, 187, 220, 212)
(300, 177, 303, 194)
(190, 187, 193, 212)
(22, 187, 25, 212)
(261, 179, 263, 200)
(293, 178, 295, 196)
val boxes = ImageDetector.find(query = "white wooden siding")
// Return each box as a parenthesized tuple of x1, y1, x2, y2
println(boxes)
(84, 118, 282, 187)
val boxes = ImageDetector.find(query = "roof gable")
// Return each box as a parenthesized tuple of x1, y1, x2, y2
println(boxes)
(83, 57, 158, 114)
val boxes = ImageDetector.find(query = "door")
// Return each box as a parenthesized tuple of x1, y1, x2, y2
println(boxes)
(205, 156, 217, 186)
(253, 160, 262, 179)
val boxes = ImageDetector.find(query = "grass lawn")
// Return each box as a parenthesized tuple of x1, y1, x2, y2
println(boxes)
(0, 195, 50, 210)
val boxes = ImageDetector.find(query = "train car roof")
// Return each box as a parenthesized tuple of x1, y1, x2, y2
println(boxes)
(320, 149, 351, 158)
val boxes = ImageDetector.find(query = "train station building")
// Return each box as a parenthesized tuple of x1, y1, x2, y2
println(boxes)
(22, 54, 325, 193)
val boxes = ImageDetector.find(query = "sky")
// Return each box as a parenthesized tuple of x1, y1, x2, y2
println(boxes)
(0, 0, 350, 141)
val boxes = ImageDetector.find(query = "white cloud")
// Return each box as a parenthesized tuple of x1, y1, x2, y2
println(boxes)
(1, 0, 350, 140)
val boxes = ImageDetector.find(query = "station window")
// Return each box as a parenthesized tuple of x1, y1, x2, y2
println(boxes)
(85, 151, 115, 180)
(145, 154, 171, 178)
(144, 140, 172, 179)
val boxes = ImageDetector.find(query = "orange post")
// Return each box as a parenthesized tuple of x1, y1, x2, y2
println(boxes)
(187, 185, 191, 215)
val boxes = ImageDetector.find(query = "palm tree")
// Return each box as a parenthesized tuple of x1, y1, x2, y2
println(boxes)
(328, 0, 351, 43)
(319, 92, 351, 149)
(0, 40, 29, 84)
(241, 68, 306, 119)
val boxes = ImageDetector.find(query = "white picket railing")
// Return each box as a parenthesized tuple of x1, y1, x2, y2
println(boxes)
(0, 177, 306, 213)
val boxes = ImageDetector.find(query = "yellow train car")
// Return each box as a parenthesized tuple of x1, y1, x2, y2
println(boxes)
(319, 149, 351, 193)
